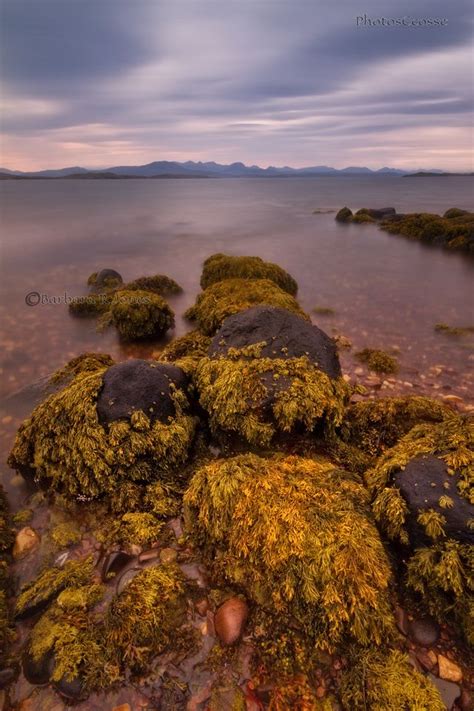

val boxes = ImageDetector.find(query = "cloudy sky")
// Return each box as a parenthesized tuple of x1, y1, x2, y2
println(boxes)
(1, 0, 473, 171)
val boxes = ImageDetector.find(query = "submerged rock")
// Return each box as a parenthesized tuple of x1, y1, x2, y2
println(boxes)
(214, 597, 249, 646)
(22, 648, 55, 685)
(96, 359, 188, 425)
(13, 527, 40, 560)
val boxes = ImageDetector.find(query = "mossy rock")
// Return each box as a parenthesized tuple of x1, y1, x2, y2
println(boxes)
(106, 288, 175, 340)
(49, 352, 115, 386)
(0, 485, 13, 666)
(340, 648, 445, 710)
(123, 274, 182, 295)
(335, 207, 353, 223)
(8, 360, 197, 500)
(69, 292, 113, 317)
(157, 330, 212, 375)
(87, 268, 123, 291)
(340, 396, 451, 459)
(184, 453, 395, 651)
(185, 278, 307, 336)
(355, 207, 396, 220)
(351, 213, 375, 224)
(200, 253, 298, 295)
(380, 211, 474, 253)
(355, 347, 398, 374)
(195, 352, 348, 447)
(444, 207, 469, 219)
(209, 306, 341, 379)
(366, 415, 473, 637)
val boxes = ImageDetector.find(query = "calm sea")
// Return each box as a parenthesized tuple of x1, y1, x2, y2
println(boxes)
(1, 175, 473, 498)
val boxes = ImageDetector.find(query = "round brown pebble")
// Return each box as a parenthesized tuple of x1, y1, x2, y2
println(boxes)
(408, 616, 440, 646)
(214, 597, 249, 646)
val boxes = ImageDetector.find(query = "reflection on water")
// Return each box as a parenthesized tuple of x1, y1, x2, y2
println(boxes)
(1, 176, 473, 498)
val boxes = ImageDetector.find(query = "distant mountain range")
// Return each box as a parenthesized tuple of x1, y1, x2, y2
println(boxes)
(0, 160, 459, 179)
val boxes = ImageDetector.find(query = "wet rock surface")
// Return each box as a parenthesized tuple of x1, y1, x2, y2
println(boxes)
(214, 597, 249, 646)
(209, 306, 341, 378)
(408, 616, 441, 646)
(393, 454, 474, 545)
(96, 359, 188, 425)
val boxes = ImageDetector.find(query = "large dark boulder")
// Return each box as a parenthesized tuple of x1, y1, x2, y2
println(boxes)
(393, 454, 473, 546)
(335, 207, 353, 223)
(88, 268, 123, 291)
(96, 359, 188, 425)
(209, 306, 341, 379)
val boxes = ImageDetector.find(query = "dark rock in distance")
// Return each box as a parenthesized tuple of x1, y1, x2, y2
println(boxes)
(209, 306, 341, 379)
(356, 207, 396, 220)
(101, 550, 134, 582)
(90, 268, 123, 290)
(393, 454, 473, 546)
(214, 597, 249, 645)
(0, 668, 15, 689)
(96, 359, 188, 425)
(22, 649, 55, 685)
(335, 207, 353, 222)
(408, 616, 440, 646)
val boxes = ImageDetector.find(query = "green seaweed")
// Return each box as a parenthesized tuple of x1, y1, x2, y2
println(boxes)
(123, 274, 183, 295)
(380, 211, 474, 253)
(200, 254, 298, 295)
(69, 292, 113, 317)
(49, 352, 115, 385)
(157, 330, 211, 375)
(184, 453, 395, 651)
(185, 278, 308, 336)
(434, 322, 474, 336)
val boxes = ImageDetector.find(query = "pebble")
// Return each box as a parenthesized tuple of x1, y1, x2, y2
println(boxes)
(408, 616, 440, 646)
(112, 705, 131, 711)
(394, 606, 409, 636)
(416, 650, 437, 672)
(195, 597, 209, 616)
(438, 654, 463, 683)
(159, 547, 177, 564)
(138, 549, 160, 563)
(428, 674, 460, 709)
(214, 597, 249, 646)
(13, 527, 40, 559)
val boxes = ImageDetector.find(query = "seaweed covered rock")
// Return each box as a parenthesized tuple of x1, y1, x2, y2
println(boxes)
(87, 268, 123, 291)
(195, 307, 347, 446)
(366, 416, 473, 638)
(200, 253, 298, 295)
(335, 207, 353, 223)
(380, 211, 474, 253)
(0, 485, 13, 668)
(185, 278, 307, 336)
(96, 359, 188, 425)
(106, 288, 175, 340)
(355, 347, 398, 374)
(69, 292, 112, 317)
(355, 207, 396, 220)
(444, 208, 469, 219)
(50, 352, 115, 386)
(184, 453, 395, 651)
(124, 274, 182, 295)
(8, 359, 197, 500)
(157, 330, 211, 374)
(209, 306, 341, 379)
(340, 649, 445, 710)
(340, 396, 451, 459)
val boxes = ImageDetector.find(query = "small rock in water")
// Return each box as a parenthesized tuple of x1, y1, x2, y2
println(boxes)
(214, 597, 249, 646)
(408, 616, 440, 646)
(438, 654, 463, 683)
(53, 673, 87, 701)
(22, 649, 55, 685)
(13, 527, 40, 559)
(101, 551, 134, 582)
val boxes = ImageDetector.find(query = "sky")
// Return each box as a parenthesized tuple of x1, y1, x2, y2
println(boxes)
(1, 0, 473, 171)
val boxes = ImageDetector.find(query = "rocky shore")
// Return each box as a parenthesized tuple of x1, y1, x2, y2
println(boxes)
(0, 254, 473, 711)
(335, 206, 474, 254)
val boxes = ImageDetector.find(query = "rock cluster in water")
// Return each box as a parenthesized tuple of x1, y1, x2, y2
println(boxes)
(335, 206, 474, 253)
(2, 252, 472, 710)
